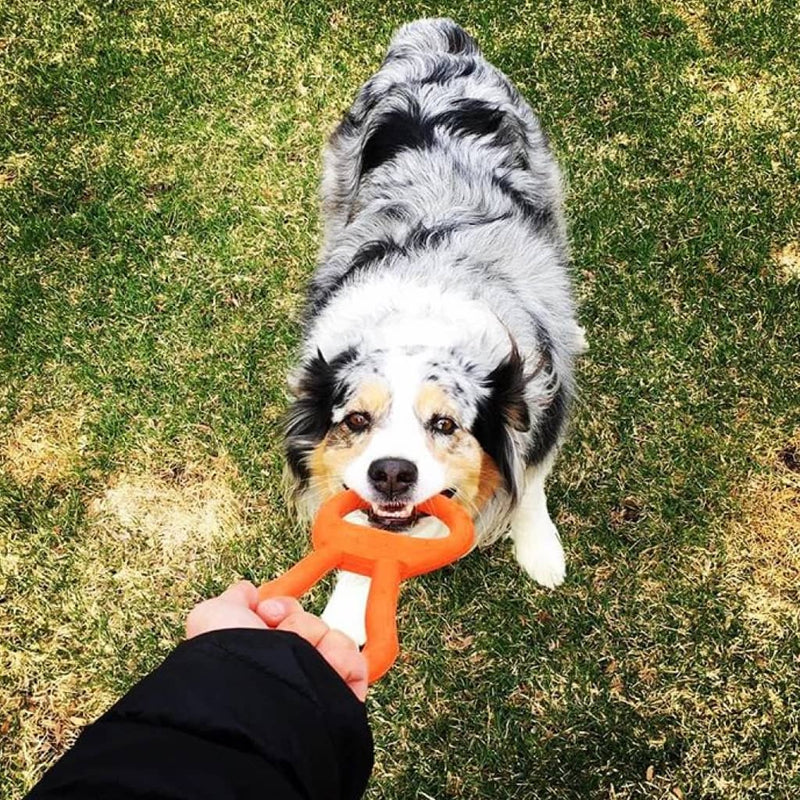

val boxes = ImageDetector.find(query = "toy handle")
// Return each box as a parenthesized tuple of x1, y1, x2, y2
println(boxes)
(362, 559, 402, 683)
(257, 549, 341, 602)
(258, 550, 401, 684)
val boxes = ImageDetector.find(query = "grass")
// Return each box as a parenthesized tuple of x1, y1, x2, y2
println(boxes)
(1, 0, 798, 797)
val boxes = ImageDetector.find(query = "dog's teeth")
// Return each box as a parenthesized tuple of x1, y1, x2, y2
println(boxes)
(372, 502, 414, 519)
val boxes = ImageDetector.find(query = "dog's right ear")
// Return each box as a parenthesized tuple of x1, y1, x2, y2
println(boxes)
(471, 345, 530, 502)
(285, 348, 356, 484)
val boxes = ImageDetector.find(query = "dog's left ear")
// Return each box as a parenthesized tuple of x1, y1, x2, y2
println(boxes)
(472, 345, 530, 500)
(285, 348, 355, 484)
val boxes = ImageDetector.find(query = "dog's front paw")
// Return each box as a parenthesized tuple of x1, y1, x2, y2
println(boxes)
(512, 517, 566, 589)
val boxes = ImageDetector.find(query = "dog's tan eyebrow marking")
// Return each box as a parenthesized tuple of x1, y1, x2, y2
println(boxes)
(415, 381, 460, 422)
(349, 380, 392, 418)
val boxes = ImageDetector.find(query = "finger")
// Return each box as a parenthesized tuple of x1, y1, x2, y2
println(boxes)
(341, 651, 369, 702)
(186, 598, 266, 639)
(256, 596, 304, 627)
(317, 632, 369, 701)
(218, 580, 259, 610)
(276, 610, 330, 647)
(316, 628, 360, 683)
(317, 627, 359, 654)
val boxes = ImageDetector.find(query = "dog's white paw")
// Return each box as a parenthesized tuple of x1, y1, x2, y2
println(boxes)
(321, 571, 370, 646)
(512, 517, 566, 589)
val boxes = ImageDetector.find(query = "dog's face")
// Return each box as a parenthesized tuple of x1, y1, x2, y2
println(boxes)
(314, 372, 495, 529)
(286, 346, 531, 529)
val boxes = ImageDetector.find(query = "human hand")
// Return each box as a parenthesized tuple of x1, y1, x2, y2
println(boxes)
(186, 581, 368, 701)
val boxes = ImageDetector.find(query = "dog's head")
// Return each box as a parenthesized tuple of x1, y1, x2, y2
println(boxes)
(285, 344, 534, 529)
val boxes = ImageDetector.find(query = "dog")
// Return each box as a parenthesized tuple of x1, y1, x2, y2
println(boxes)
(284, 18, 586, 643)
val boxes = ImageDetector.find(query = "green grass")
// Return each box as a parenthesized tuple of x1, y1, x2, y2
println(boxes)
(1, 1, 799, 797)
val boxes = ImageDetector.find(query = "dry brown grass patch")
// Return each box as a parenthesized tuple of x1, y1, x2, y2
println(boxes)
(772, 241, 800, 282)
(1, 405, 92, 486)
(682, 67, 787, 136)
(90, 453, 244, 556)
(723, 434, 800, 637)
(668, 1, 713, 50)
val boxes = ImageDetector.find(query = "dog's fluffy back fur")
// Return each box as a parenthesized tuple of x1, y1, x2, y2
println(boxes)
(287, 19, 585, 542)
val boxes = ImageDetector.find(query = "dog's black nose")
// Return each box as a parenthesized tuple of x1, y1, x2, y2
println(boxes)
(368, 458, 418, 498)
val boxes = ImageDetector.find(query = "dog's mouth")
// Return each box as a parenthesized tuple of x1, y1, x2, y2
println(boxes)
(367, 501, 418, 530)
(365, 489, 456, 532)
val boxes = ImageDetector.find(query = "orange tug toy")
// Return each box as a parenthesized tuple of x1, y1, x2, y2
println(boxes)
(258, 490, 474, 683)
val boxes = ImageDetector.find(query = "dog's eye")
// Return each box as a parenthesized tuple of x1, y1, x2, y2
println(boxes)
(430, 415, 457, 435)
(344, 411, 371, 432)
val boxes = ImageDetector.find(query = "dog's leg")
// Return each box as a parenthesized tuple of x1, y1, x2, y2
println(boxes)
(321, 570, 370, 646)
(510, 460, 566, 588)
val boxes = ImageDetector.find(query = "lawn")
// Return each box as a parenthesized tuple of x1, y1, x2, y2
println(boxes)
(1, 0, 798, 797)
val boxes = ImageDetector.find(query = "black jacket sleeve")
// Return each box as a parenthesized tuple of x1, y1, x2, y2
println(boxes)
(25, 629, 373, 800)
